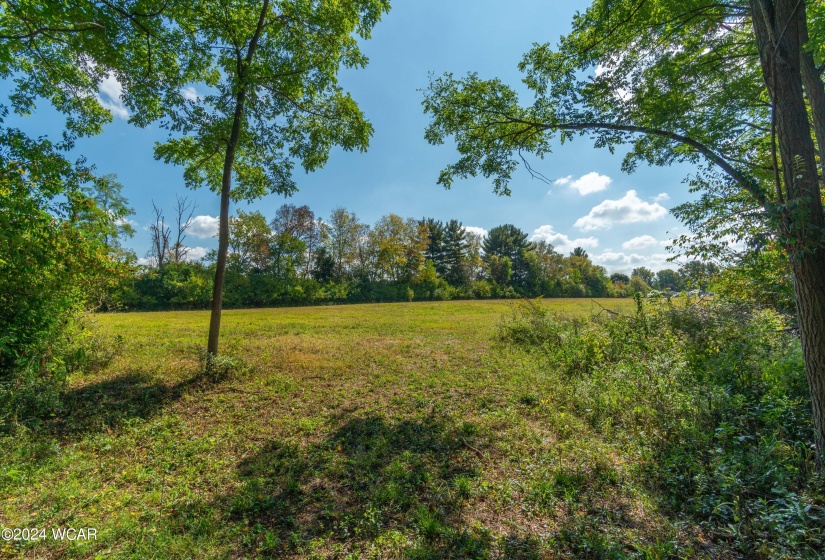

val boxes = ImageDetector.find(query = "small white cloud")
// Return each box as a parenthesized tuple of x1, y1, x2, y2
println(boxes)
(114, 217, 138, 227)
(554, 175, 573, 186)
(592, 251, 677, 273)
(531, 225, 599, 254)
(593, 59, 631, 101)
(575, 190, 667, 231)
(593, 250, 646, 264)
(136, 256, 153, 266)
(463, 226, 488, 238)
(181, 86, 200, 102)
(97, 74, 129, 120)
(622, 235, 659, 250)
(189, 215, 220, 238)
(652, 192, 670, 202)
(185, 246, 209, 261)
(567, 172, 612, 195)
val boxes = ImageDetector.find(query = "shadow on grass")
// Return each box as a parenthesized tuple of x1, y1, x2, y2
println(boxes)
(47, 372, 199, 438)
(226, 413, 544, 559)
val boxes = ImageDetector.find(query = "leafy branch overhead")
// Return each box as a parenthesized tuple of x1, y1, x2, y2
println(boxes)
(422, 1, 776, 204)
(154, 0, 389, 203)
(0, 0, 206, 146)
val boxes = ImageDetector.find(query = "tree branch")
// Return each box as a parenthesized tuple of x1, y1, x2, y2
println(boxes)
(525, 119, 767, 206)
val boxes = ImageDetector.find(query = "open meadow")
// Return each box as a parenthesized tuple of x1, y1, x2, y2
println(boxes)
(2, 298, 821, 559)
(0, 298, 697, 559)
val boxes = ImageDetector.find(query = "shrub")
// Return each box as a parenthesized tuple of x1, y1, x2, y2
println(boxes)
(1, 147, 128, 428)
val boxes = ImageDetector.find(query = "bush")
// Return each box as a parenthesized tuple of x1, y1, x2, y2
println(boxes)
(498, 298, 823, 557)
(0, 313, 124, 431)
(1, 147, 128, 427)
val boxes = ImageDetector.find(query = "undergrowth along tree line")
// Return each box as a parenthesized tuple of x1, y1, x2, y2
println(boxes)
(498, 296, 824, 558)
(109, 201, 727, 310)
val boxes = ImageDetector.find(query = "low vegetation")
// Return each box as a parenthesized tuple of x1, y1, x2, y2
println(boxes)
(2, 298, 821, 559)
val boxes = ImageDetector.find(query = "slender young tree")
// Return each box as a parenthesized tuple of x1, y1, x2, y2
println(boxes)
(154, 0, 391, 357)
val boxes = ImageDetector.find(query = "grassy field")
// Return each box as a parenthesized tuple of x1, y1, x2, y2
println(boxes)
(1, 298, 714, 559)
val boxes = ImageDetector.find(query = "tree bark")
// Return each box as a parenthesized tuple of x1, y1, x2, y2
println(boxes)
(750, 0, 825, 465)
(206, 91, 245, 357)
(206, 0, 270, 357)
(799, 2, 825, 179)
(791, 254, 825, 460)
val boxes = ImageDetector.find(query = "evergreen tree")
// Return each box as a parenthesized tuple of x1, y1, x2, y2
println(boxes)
(483, 224, 532, 290)
(421, 218, 447, 276)
(442, 219, 468, 286)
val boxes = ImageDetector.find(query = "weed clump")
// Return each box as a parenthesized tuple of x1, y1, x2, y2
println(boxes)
(202, 352, 248, 382)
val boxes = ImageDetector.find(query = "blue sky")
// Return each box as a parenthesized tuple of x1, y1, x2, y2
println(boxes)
(8, 0, 699, 273)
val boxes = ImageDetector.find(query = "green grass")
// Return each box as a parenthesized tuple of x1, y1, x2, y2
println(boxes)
(0, 298, 706, 559)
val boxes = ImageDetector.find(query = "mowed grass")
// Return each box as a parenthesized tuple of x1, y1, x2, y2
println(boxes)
(1, 298, 704, 559)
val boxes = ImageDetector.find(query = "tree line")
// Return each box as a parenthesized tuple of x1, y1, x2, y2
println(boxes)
(110, 201, 719, 310)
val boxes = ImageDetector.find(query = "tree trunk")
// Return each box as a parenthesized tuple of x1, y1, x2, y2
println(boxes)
(206, 0, 269, 358)
(750, 0, 825, 465)
(791, 254, 825, 459)
(206, 92, 245, 357)
(799, 3, 825, 178)
(801, 53, 825, 177)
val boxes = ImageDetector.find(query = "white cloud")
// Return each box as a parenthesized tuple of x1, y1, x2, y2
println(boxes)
(189, 215, 220, 238)
(531, 225, 599, 254)
(185, 246, 209, 261)
(181, 86, 200, 102)
(136, 256, 153, 266)
(463, 226, 488, 238)
(594, 59, 631, 101)
(566, 172, 612, 195)
(593, 250, 647, 265)
(554, 175, 573, 186)
(652, 192, 670, 202)
(622, 235, 659, 250)
(114, 217, 138, 228)
(575, 190, 667, 231)
(592, 251, 677, 273)
(97, 74, 129, 120)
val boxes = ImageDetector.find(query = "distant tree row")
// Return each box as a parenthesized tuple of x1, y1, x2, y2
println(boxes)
(110, 203, 718, 310)
(610, 261, 719, 295)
